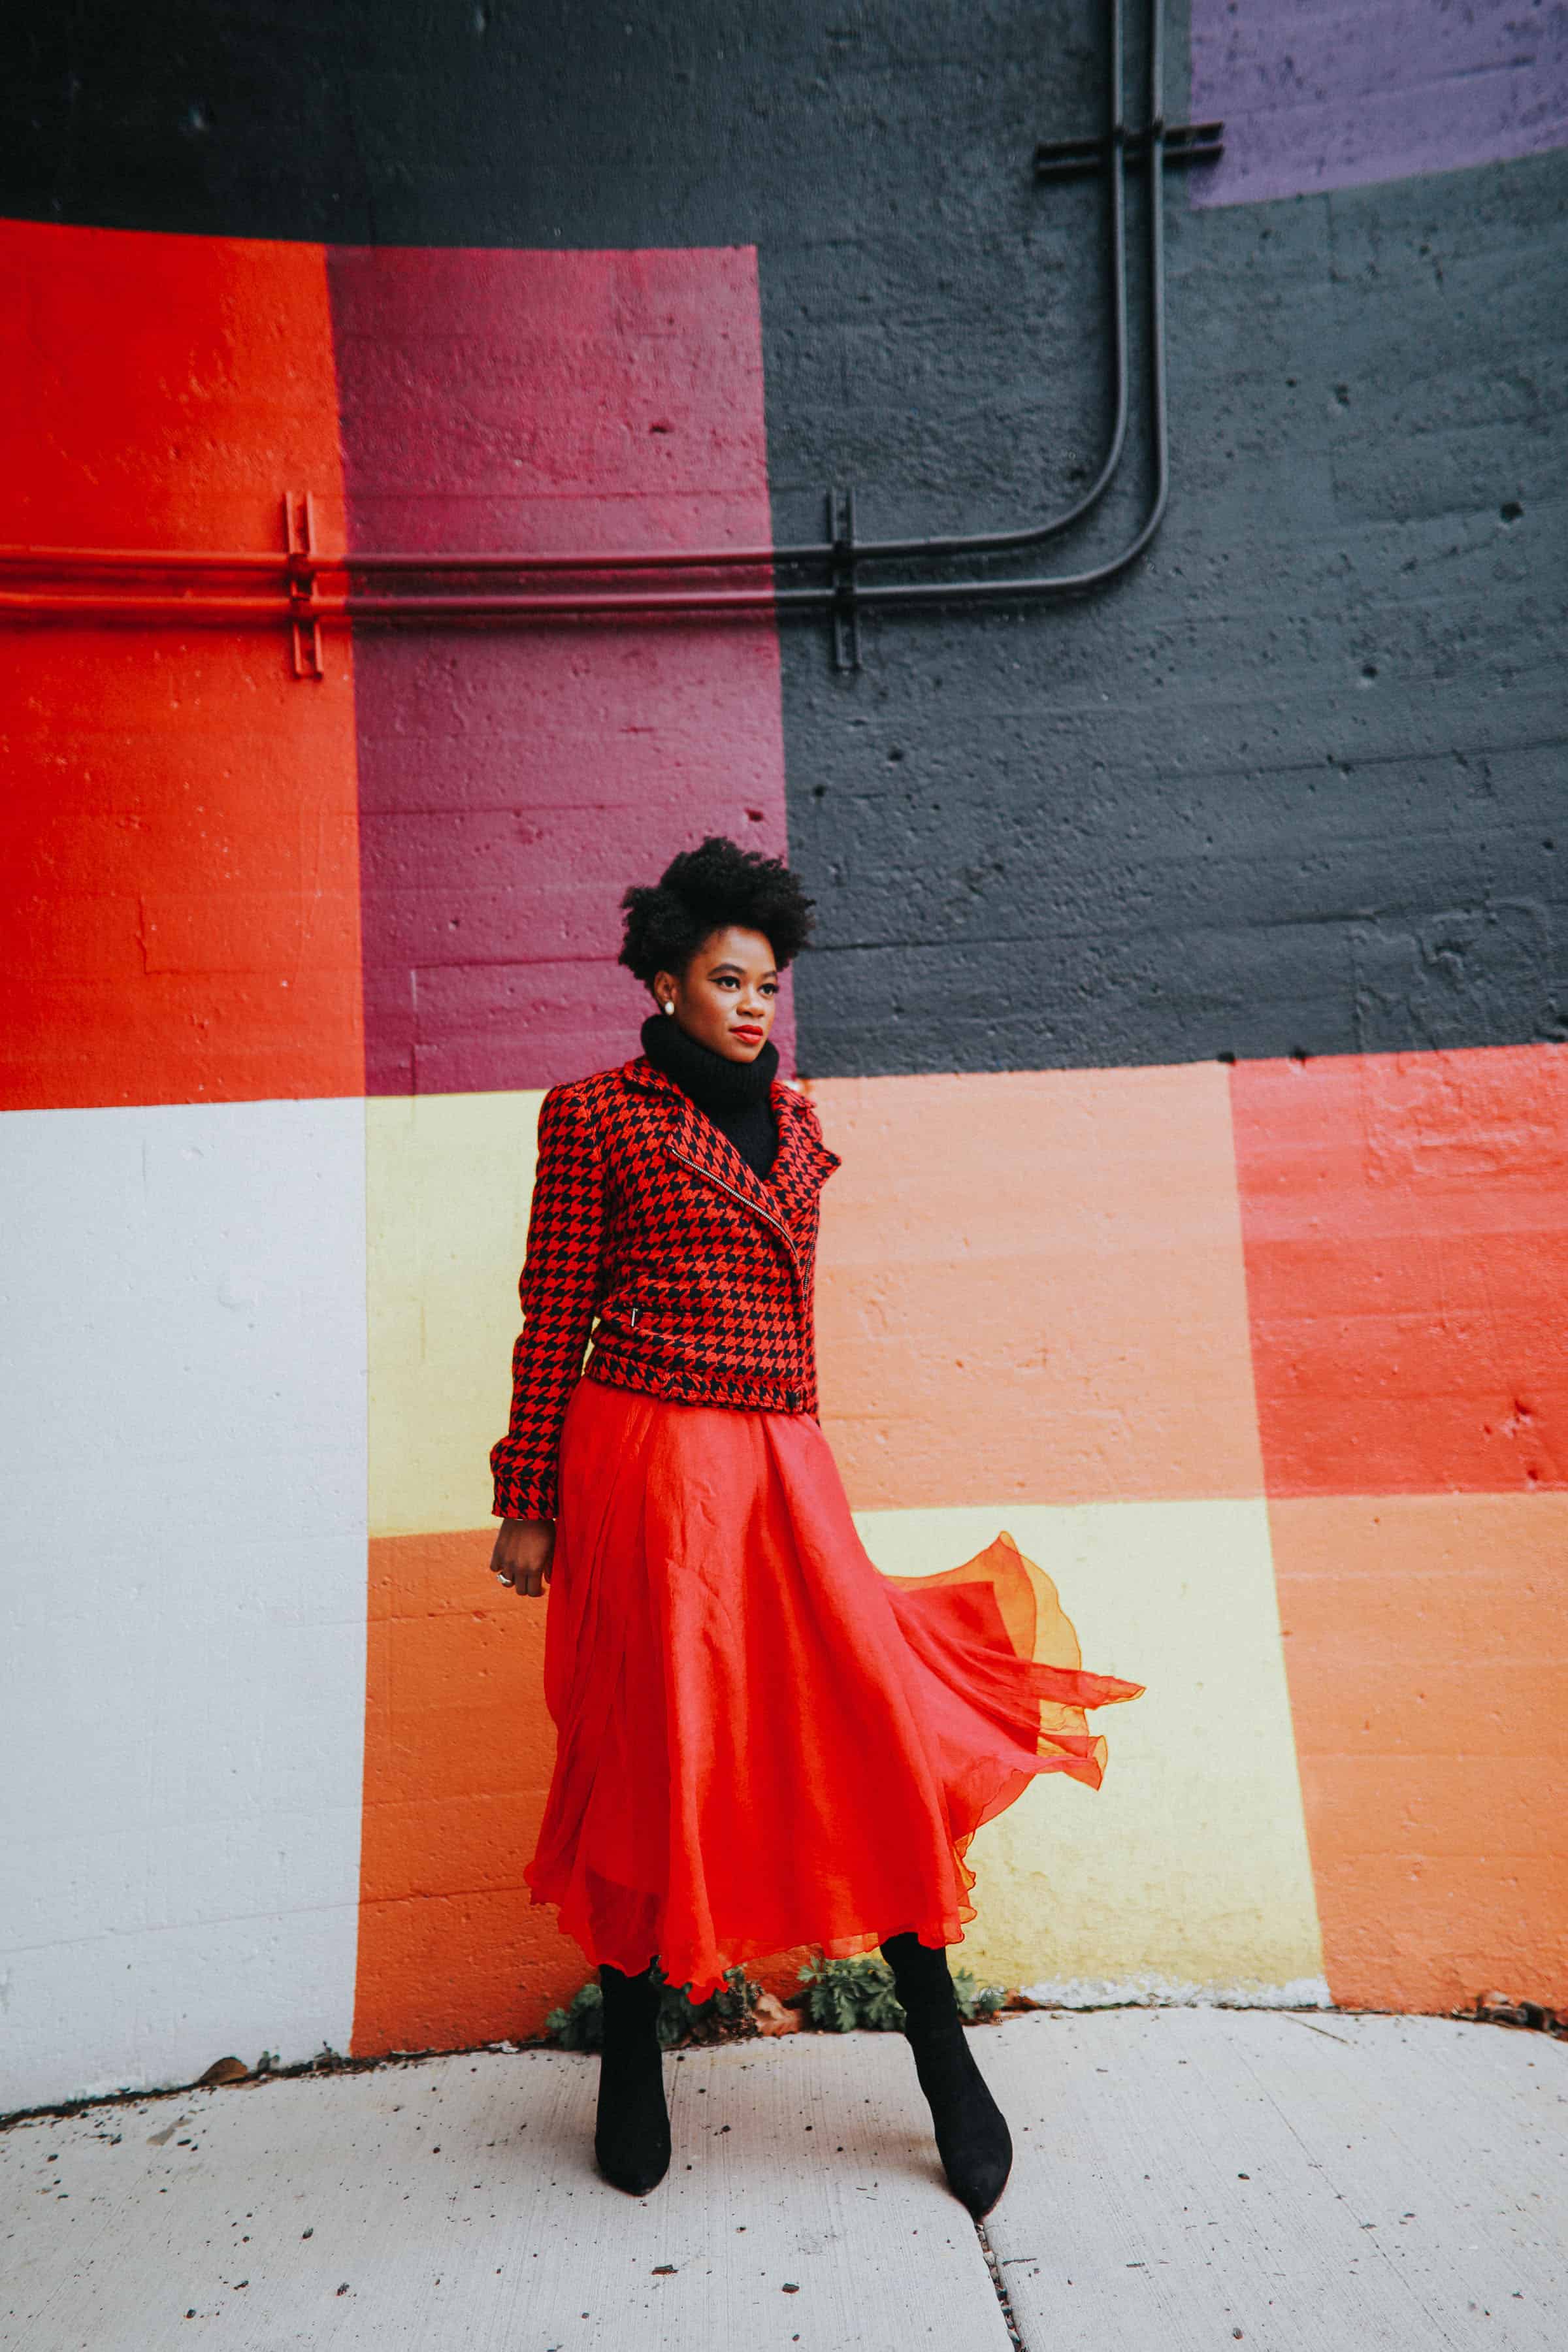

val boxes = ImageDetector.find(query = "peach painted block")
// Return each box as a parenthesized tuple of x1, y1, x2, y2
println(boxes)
(806, 1066, 1265, 1509)
(1269, 1492, 1568, 2014)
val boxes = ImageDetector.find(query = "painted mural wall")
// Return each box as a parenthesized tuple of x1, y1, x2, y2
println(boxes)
(2, 1, 1565, 2112)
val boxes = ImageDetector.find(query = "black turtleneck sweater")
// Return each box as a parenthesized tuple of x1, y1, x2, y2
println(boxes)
(640, 1012, 779, 1179)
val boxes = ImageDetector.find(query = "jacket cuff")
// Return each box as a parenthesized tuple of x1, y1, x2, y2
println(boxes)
(491, 1470, 558, 1522)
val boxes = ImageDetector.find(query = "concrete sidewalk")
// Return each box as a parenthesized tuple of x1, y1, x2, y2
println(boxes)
(3, 2010, 1563, 2350)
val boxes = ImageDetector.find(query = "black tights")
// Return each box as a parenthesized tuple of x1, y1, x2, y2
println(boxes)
(594, 1962, 670, 2196)
(879, 1933, 1013, 2217)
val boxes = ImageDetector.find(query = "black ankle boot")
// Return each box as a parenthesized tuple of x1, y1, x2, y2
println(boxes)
(595, 1962, 671, 2196)
(881, 1934, 1012, 2218)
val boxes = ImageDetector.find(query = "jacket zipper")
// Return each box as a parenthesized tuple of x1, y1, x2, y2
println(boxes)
(664, 1145, 804, 1277)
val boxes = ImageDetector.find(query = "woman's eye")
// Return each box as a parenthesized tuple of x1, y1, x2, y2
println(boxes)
(761, 983, 777, 996)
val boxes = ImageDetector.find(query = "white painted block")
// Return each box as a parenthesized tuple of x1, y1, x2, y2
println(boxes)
(0, 1100, 368, 2110)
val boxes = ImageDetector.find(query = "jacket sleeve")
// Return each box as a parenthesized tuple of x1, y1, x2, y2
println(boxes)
(489, 1085, 608, 1520)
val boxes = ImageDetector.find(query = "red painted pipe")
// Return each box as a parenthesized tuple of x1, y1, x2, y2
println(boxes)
(0, 582, 783, 622)
(0, 544, 290, 573)
(0, 540, 781, 576)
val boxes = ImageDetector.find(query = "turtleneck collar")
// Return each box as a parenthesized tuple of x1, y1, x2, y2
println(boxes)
(640, 1011, 779, 1111)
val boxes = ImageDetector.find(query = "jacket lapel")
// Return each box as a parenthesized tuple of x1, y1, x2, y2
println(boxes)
(766, 1081, 841, 1230)
(620, 1056, 838, 1248)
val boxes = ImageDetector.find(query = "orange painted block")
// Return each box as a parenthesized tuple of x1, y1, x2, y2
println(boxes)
(354, 1890, 585, 2059)
(1232, 1045, 1568, 1494)
(806, 1067, 1264, 1509)
(1269, 1494, 1568, 2014)
(353, 1530, 587, 2055)
(0, 220, 361, 1111)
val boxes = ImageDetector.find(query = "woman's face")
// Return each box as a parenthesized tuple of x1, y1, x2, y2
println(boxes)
(655, 926, 779, 1062)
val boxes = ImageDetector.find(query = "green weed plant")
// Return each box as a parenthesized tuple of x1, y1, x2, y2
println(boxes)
(795, 1953, 1006, 2031)
(545, 1963, 758, 2052)
(544, 1952, 1005, 2049)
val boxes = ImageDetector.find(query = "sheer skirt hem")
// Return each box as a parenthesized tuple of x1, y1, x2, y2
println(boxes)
(525, 1381, 1142, 2002)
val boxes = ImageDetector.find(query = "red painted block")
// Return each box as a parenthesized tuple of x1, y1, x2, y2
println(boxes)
(326, 245, 790, 1096)
(0, 221, 362, 1111)
(1231, 1045, 1568, 1495)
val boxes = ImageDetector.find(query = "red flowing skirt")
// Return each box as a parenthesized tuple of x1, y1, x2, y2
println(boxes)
(526, 1377, 1143, 1999)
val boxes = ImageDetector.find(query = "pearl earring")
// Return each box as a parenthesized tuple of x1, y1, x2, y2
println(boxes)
(662, 1000, 675, 1016)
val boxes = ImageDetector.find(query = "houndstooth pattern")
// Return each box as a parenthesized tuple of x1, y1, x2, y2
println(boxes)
(490, 1056, 841, 1520)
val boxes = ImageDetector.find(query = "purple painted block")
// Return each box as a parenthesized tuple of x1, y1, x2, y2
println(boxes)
(328, 244, 793, 1094)
(1189, 0, 1568, 206)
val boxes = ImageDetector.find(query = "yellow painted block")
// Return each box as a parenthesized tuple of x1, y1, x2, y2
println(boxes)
(366, 1090, 543, 1539)
(855, 1498, 1326, 1997)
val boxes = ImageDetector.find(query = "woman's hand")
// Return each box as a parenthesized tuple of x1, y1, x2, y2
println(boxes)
(490, 1516, 555, 1598)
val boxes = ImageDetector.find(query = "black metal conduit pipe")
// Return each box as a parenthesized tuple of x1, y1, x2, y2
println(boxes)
(338, 0, 1166, 619)
(0, 0, 1180, 636)
(855, 0, 1168, 611)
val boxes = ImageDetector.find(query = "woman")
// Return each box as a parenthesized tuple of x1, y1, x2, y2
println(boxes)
(489, 836, 1140, 2215)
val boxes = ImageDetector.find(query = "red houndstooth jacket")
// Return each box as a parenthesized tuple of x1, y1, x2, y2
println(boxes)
(490, 1054, 842, 1520)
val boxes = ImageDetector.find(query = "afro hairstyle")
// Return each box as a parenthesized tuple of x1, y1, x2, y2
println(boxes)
(617, 835, 815, 991)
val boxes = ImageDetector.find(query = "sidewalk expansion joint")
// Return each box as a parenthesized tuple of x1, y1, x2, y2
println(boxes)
(975, 2217, 1028, 2351)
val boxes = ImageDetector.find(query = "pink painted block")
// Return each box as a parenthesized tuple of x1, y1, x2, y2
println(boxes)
(328, 245, 792, 1094)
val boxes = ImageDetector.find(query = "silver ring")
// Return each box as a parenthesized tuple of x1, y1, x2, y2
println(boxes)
(494, 1571, 514, 1586)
